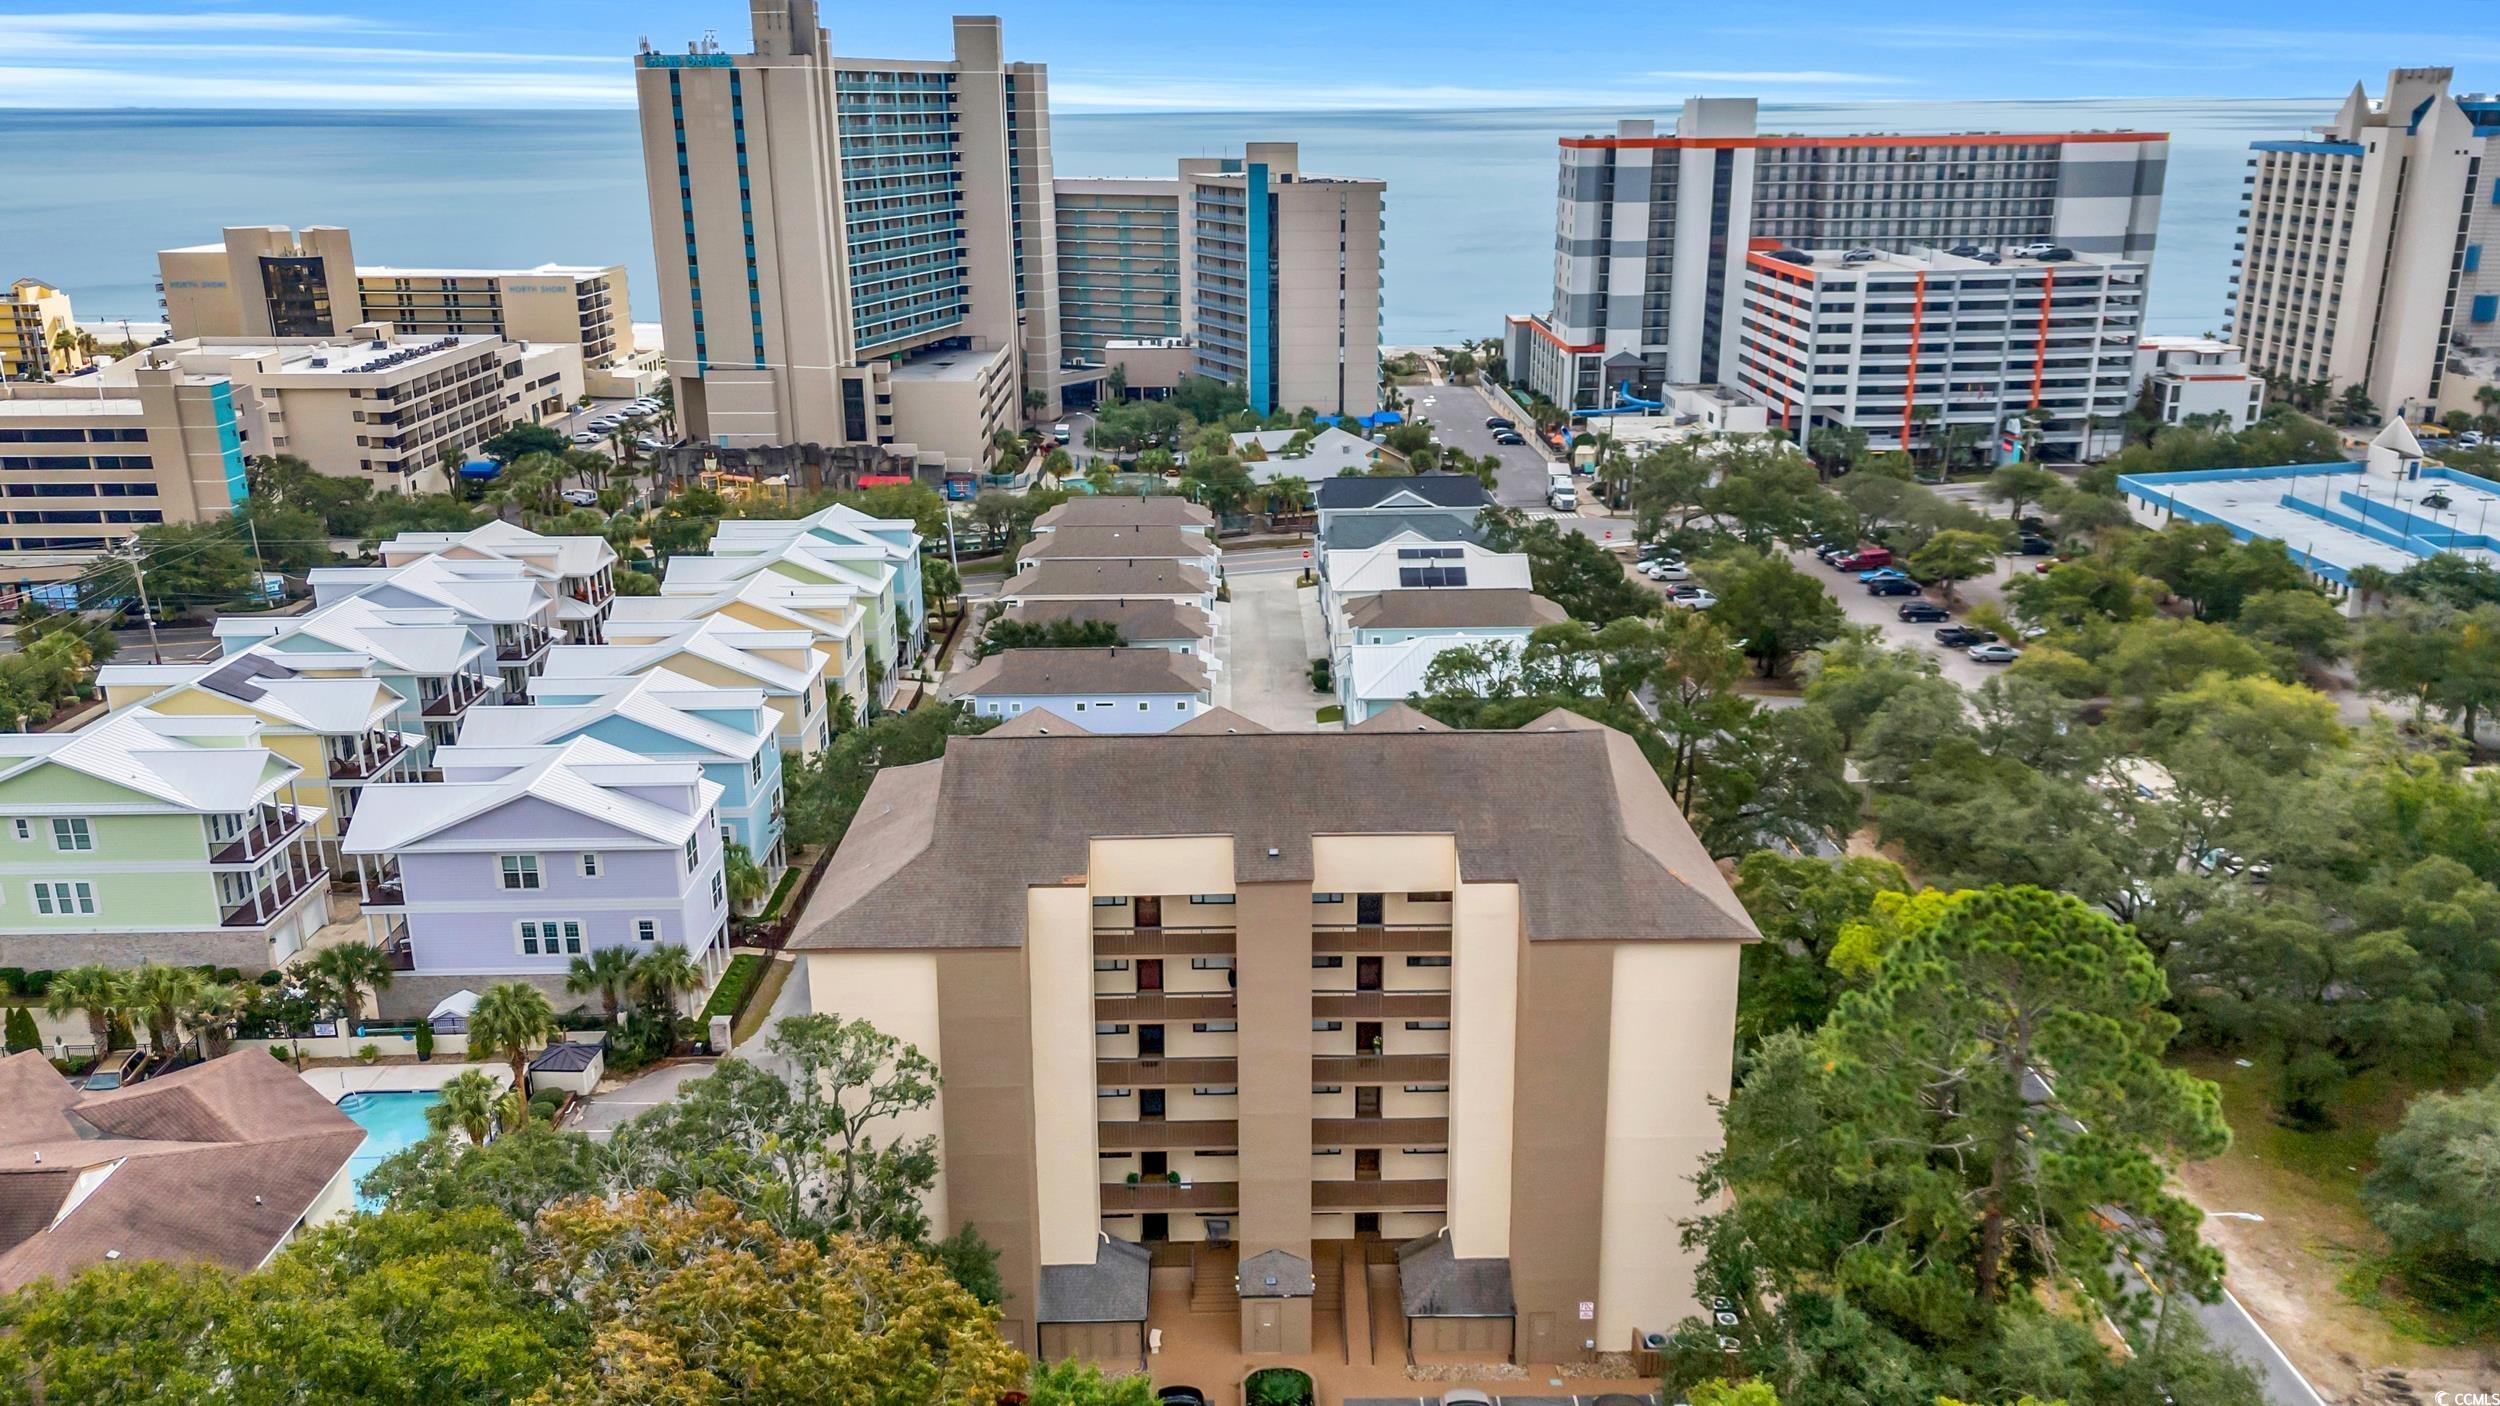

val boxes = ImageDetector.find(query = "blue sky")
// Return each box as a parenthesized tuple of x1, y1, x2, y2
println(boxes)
(4, 1, 2499, 111)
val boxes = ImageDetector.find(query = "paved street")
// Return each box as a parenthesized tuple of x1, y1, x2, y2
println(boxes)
(1223, 566, 1326, 730)
(1404, 382, 1558, 510)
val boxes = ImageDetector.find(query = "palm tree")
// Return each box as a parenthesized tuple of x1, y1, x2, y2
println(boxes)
(124, 962, 205, 1053)
(2476, 384, 2500, 435)
(186, 982, 248, 1059)
(467, 982, 558, 1106)
(2347, 563, 2396, 614)
(1267, 474, 1312, 518)
(305, 941, 395, 1028)
(427, 1067, 504, 1144)
(566, 946, 639, 1025)
(45, 964, 128, 1052)
(631, 946, 705, 1017)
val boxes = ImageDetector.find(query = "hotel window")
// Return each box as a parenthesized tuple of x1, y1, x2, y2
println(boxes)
(1312, 955, 1344, 968)
(635, 919, 660, 944)
(1096, 1023, 1130, 1035)
(1193, 1086, 1238, 1096)
(1403, 1084, 1450, 1094)
(518, 919, 584, 956)
(1313, 1020, 1342, 1032)
(580, 852, 601, 879)
(1406, 956, 1452, 968)
(1406, 1020, 1451, 1031)
(1190, 957, 1233, 970)
(1311, 892, 1344, 904)
(1314, 1085, 1343, 1094)
(1192, 1022, 1238, 1033)
(1098, 1088, 1132, 1099)
(684, 834, 700, 871)
(1188, 894, 1234, 905)
(1092, 896, 1129, 908)
(499, 854, 541, 891)
(1093, 959, 1130, 972)
(32, 881, 95, 916)
(1404, 891, 1450, 902)
(50, 818, 91, 852)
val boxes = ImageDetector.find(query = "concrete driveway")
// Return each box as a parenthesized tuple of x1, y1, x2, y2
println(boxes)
(1223, 566, 1327, 731)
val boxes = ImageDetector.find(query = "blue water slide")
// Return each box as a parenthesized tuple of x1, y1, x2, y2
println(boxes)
(1573, 381, 1665, 417)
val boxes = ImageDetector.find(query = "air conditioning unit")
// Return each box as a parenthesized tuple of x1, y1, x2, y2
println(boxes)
(1640, 1330, 1669, 1350)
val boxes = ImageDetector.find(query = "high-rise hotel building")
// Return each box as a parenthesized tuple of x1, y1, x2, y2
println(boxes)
(2228, 68, 2496, 423)
(791, 705, 1753, 1365)
(633, 1, 1063, 455)
(1505, 99, 2167, 412)
(1055, 145, 1386, 417)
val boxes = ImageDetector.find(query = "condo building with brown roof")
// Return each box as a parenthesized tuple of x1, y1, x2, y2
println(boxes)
(789, 707, 1753, 1365)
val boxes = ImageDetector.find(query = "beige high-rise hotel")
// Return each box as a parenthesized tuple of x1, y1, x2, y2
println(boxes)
(791, 705, 1753, 1366)
(632, 1, 1061, 455)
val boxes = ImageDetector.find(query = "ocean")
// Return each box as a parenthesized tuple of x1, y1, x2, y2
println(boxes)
(0, 98, 2337, 348)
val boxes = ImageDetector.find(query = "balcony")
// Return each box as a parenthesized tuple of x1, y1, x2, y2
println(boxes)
(1099, 1119, 1239, 1151)
(361, 865, 406, 909)
(1309, 926, 1451, 954)
(206, 804, 310, 866)
(1312, 1053, 1449, 1083)
(326, 731, 409, 781)
(1097, 1056, 1237, 1086)
(1096, 990, 1237, 1021)
(1311, 1179, 1446, 1210)
(1313, 1117, 1448, 1147)
(378, 919, 414, 971)
(1092, 926, 1235, 957)
(495, 624, 553, 663)
(1100, 1179, 1239, 1213)
(219, 853, 328, 927)
(419, 672, 493, 718)
(1313, 990, 1450, 1019)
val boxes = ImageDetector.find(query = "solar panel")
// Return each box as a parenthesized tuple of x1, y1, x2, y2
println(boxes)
(1394, 546, 1463, 560)
(1398, 567, 1425, 587)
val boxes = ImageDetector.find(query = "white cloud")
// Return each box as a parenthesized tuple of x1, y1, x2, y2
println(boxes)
(2, 11, 388, 33)
(0, 63, 632, 108)
(1050, 71, 1915, 113)
(1648, 70, 1913, 85)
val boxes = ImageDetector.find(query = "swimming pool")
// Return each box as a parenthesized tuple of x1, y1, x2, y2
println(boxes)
(334, 1090, 443, 1209)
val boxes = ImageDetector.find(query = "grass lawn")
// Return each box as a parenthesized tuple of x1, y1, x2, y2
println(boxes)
(1315, 705, 1345, 724)
(2171, 1050, 2497, 1383)
(732, 956, 797, 1047)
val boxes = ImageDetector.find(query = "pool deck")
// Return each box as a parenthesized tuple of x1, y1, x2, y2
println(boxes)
(298, 1061, 514, 1101)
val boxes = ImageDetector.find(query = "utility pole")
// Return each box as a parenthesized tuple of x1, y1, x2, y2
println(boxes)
(125, 550, 163, 665)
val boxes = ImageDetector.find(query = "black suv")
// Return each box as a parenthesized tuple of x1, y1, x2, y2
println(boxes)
(2017, 534, 2056, 555)
(1897, 600, 1949, 622)
(1935, 625, 1999, 647)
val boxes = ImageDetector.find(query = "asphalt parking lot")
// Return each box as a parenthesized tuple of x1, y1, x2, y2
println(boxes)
(1405, 384, 1559, 511)
(1784, 547, 2028, 689)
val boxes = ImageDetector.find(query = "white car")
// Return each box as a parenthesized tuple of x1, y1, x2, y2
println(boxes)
(1643, 561, 1691, 582)
(568, 431, 601, 446)
(1669, 587, 1718, 610)
(560, 488, 601, 508)
(635, 434, 665, 451)
(2012, 241, 2057, 258)
(1968, 642, 2022, 664)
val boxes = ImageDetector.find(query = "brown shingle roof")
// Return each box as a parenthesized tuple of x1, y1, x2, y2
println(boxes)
(1034, 497, 1215, 531)
(949, 648, 1210, 700)
(1017, 526, 1219, 563)
(1003, 560, 1213, 601)
(987, 708, 1091, 737)
(1170, 707, 1271, 736)
(1344, 589, 1568, 631)
(792, 709, 1756, 953)
(1002, 598, 1213, 641)
(0, 1050, 363, 1292)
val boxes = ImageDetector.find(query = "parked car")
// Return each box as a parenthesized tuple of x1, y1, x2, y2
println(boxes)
(1968, 642, 2022, 664)
(1440, 1392, 1497, 1406)
(1052, 423, 1072, 444)
(1841, 247, 1879, 264)
(1945, 243, 1983, 258)
(1156, 1388, 1210, 1406)
(2012, 241, 2058, 258)
(1643, 560, 1691, 581)
(560, 488, 601, 508)
(1485, 416, 1515, 430)
(1836, 547, 1893, 571)
(1867, 576, 1922, 597)
(2034, 556, 2068, 574)
(569, 431, 601, 446)
(2017, 535, 2057, 555)
(1897, 600, 1950, 622)
(1935, 625, 1998, 647)
(1493, 430, 1526, 446)
(1858, 565, 1910, 583)
(1669, 586, 1718, 610)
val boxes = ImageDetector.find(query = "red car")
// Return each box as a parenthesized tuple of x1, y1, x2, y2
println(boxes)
(1835, 547, 1893, 571)
(2033, 555, 2072, 574)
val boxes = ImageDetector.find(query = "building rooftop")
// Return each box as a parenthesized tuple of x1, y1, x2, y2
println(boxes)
(357, 262, 613, 281)
(1034, 496, 1216, 532)
(1003, 559, 1214, 599)
(0, 706, 300, 814)
(887, 341, 1005, 384)
(1343, 588, 1567, 632)
(340, 735, 722, 854)
(1015, 525, 1219, 563)
(1753, 246, 2144, 280)
(2119, 459, 2500, 585)
(1315, 474, 1492, 512)
(0, 1050, 363, 1293)
(948, 647, 1210, 699)
(1000, 597, 1214, 641)
(792, 709, 1758, 953)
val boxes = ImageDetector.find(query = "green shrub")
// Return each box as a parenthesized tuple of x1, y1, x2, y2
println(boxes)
(269, 1045, 292, 1061)
(14, 969, 55, 998)
(698, 953, 767, 1025)
(4, 1004, 38, 1054)
(414, 1021, 435, 1061)
(257, 969, 284, 987)
(1245, 1367, 1314, 1406)
(356, 1043, 381, 1065)
(0, 968, 23, 997)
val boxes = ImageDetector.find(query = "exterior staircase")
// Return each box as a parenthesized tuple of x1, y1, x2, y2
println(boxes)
(1189, 1243, 1239, 1314)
